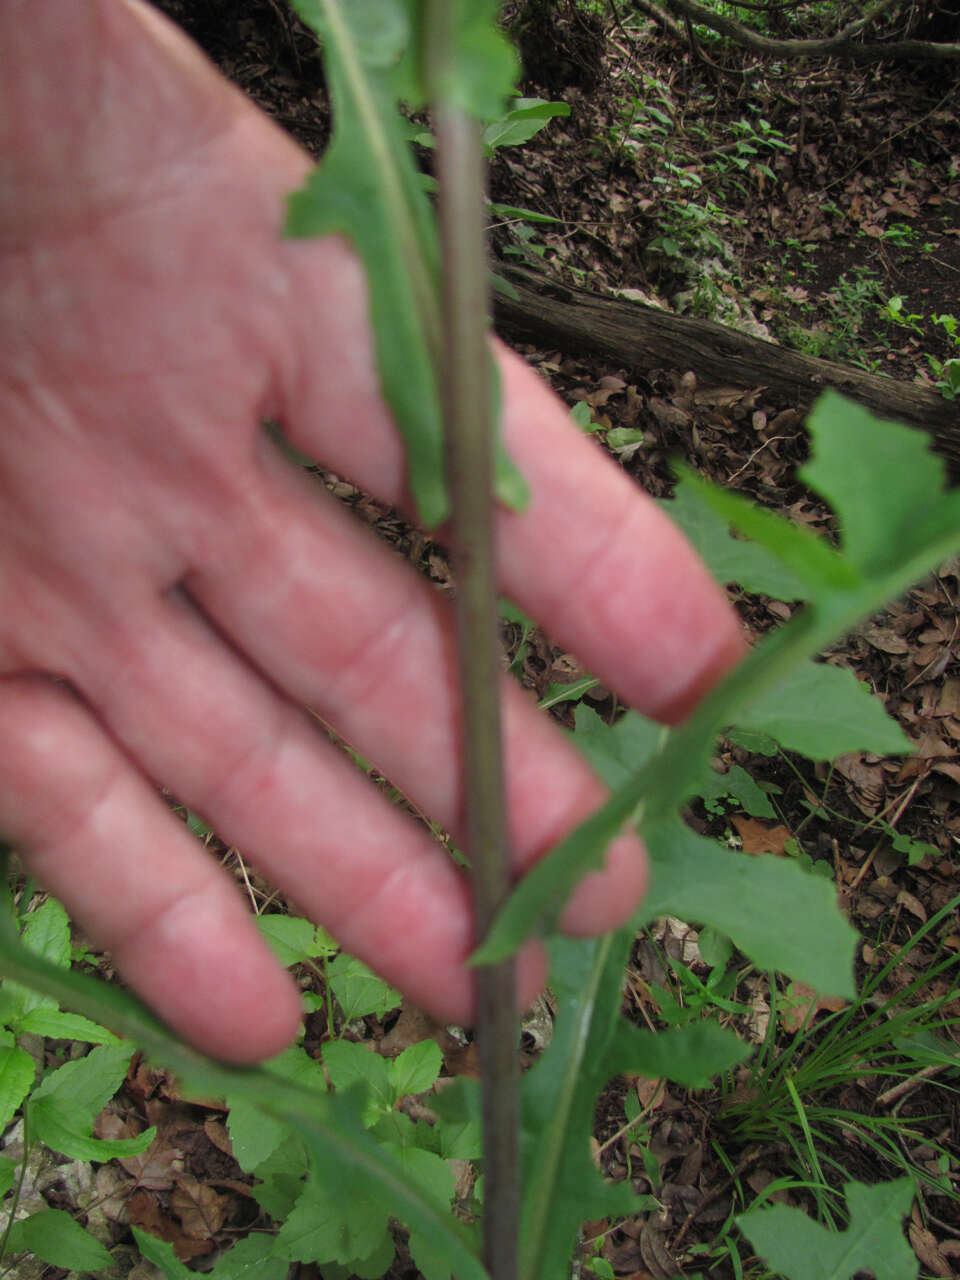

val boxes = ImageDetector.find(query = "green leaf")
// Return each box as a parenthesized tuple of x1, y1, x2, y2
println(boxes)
(483, 98, 569, 151)
(697, 763, 776, 818)
(444, 2, 521, 121)
(131, 1228, 194, 1280)
(323, 1039, 393, 1125)
(208, 1233, 289, 1280)
(571, 705, 663, 789)
(31, 1041, 133, 1118)
(274, 1172, 391, 1266)
(7, 1208, 113, 1272)
(250, 1135, 310, 1219)
(603, 1021, 752, 1089)
(0, 1044, 35, 1130)
(570, 400, 596, 431)
(429, 1078, 483, 1160)
(10, 896, 73, 1020)
(21, 897, 71, 969)
(726, 727, 779, 756)
(342, 1227, 397, 1279)
(227, 1045, 325, 1171)
(738, 1176, 917, 1280)
(286, 0, 528, 527)
(538, 676, 600, 710)
(388, 1039, 443, 1100)
(327, 952, 401, 1022)
(294, 0, 410, 67)
(606, 426, 644, 451)
(0, 1154, 16, 1197)
(489, 201, 562, 225)
(17, 1007, 122, 1044)
(226, 1097, 291, 1173)
(640, 819, 857, 998)
(518, 932, 640, 1280)
(385, 1142, 454, 1208)
(735, 660, 912, 760)
(478, 401, 960, 965)
(31, 1097, 156, 1162)
(676, 463, 859, 596)
(802, 393, 944, 576)
(662, 479, 809, 599)
(256, 914, 337, 966)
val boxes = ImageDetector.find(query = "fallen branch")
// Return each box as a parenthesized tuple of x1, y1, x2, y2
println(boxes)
(644, 0, 960, 63)
(493, 264, 960, 477)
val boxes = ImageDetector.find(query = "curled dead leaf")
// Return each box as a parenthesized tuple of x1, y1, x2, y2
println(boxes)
(170, 1174, 227, 1241)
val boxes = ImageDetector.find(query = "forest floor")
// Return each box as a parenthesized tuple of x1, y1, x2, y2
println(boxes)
(15, 4, 960, 1279)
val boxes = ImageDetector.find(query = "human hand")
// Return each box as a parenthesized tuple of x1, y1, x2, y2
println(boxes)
(0, 0, 744, 1062)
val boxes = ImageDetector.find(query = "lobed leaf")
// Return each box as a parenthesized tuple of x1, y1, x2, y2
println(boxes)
(603, 1020, 752, 1089)
(676, 463, 859, 595)
(476, 397, 960, 966)
(256, 914, 337, 966)
(738, 1176, 917, 1280)
(639, 818, 857, 998)
(802, 393, 946, 576)
(273, 1172, 391, 1266)
(735, 658, 912, 760)
(662, 478, 809, 600)
(698, 763, 776, 818)
(205, 1233, 290, 1280)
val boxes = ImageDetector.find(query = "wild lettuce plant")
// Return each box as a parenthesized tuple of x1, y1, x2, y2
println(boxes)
(1, 4, 959, 1279)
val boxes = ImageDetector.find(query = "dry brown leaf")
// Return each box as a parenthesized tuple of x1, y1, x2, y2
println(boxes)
(202, 1119, 233, 1158)
(779, 982, 846, 1034)
(908, 1224, 954, 1278)
(170, 1174, 227, 1240)
(732, 816, 792, 855)
(126, 1189, 212, 1261)
(896, 889, 927, 922)
(936, 678, 960, 717)
(96, 1113, 184, 1190)
(932, 761, 960, 786)
(861, 624, 910, 655)
(379, 1002, 443, 1057)
(94, 1164, 134, 1224)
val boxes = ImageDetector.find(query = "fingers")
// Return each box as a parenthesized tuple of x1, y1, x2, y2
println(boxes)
(279, 261, 745, 723)
(178, 436, 647, 932)
(0, 676, 302, 1063)
(62, 586, 549, 1032)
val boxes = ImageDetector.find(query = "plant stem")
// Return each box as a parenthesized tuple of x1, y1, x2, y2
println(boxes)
(428, 9, 519, 1279)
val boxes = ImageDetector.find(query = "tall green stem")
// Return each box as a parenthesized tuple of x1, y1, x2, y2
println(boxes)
(427, 6, 519, 1278)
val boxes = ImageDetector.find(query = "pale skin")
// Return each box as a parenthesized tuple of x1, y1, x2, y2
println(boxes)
(0, 0, 745, 1063)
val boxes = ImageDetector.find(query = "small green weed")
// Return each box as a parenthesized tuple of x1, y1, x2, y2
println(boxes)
(721, 896, 960, 1222)
(0, 890, 155, 1276)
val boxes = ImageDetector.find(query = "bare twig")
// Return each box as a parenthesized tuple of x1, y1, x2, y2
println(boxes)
(876, 1063, 950, 1109)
